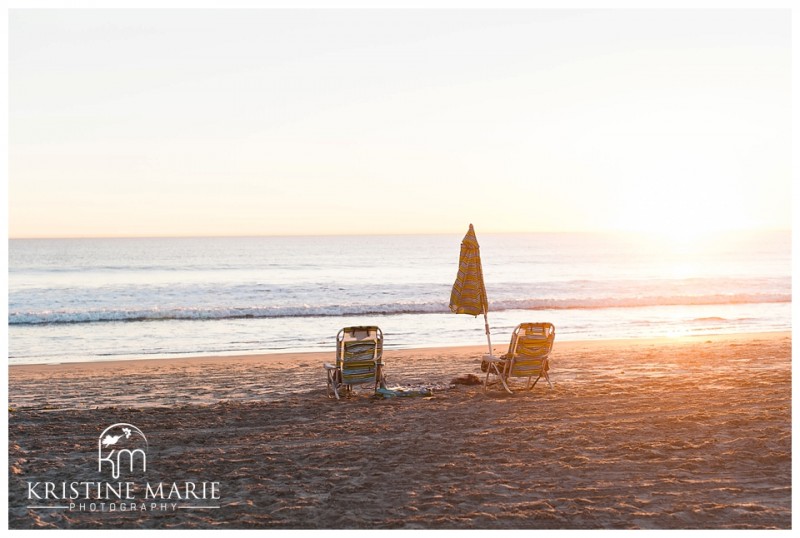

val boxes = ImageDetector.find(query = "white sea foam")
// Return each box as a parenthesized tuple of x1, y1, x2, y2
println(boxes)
(8, 293, 792, 325)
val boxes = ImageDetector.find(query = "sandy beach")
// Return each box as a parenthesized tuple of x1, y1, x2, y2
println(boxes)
(7, 332, 791, 529)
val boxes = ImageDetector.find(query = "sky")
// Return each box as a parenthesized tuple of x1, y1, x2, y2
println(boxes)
(7, 8, 792, 238)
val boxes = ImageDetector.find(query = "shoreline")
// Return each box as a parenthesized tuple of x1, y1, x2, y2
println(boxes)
(8, 329, 791, 372)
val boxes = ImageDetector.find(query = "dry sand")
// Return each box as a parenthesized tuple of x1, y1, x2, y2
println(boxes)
(7, 332, 792, 529)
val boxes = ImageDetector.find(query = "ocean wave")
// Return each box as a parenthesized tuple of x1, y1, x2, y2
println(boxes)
(8, 293, 792, 325)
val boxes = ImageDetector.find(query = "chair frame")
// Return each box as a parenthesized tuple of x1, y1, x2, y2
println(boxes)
(484, 322, 555, 394)
(324, 326, 386, 399)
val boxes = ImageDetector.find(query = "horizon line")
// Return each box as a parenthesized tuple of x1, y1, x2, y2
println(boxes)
(7, 228, 791, 241)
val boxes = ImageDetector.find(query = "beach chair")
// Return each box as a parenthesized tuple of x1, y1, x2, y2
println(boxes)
(485, 322, 555, 394)
(324, 326, 386, 399)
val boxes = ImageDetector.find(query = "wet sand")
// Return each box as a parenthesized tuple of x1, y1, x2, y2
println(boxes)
(7, 332, 792, 529)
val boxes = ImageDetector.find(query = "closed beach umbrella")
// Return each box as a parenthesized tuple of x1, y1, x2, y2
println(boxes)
(450, 223, 493, 354)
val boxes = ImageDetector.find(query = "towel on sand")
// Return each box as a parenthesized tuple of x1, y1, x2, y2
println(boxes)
(375, 386, 434, 398)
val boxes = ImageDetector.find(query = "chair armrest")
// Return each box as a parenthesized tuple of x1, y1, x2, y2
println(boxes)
(323, 363, 336, 370)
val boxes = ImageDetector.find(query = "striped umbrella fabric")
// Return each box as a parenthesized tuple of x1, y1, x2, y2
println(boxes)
(450, 224, 493, 354)
(449, 224, 489, 316)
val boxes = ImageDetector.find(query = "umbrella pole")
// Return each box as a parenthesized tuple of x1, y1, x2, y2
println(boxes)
(483, 307, 492, 356)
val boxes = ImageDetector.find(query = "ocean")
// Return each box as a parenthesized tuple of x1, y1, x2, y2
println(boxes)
(8, 231, 791, 365)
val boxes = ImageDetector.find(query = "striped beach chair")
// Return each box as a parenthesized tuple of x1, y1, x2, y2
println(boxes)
(485, 322, 555, 393)
(324, 326, 386, 399)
